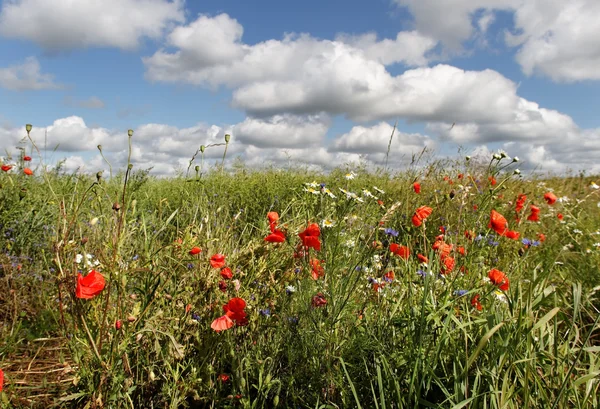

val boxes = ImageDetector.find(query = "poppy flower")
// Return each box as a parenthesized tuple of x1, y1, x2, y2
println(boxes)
(465, 230, 475, 240)
(417, 253, 428, 264)
(223, 297, 247, 325)
(489, 210, 508, 236)
(310, 258, 324, 280)
(413, 182, 421, 194)
(458, 173, 464, 179)
(299, 223, 321, 251)
(515, 194, 527, 213)
(437, 243, 453, 259)
(488, 176, 497, 186)
(23, 155, 32, 161)
(0, 368, 3, 392)
(23, 168, 33, 176)
(538, 233, 546, 242)
(267, 212, 279, 232)
(390, 243, 410, 260)
(458, 246, 466, 256)
(220, 267, 233, 279)
(218, 374, 230, 383)
(557, 213, 563, 220)
(76, 269, 106, 299)
(210, 254, 226, 269)
(211, 315, 234, 332)
(440, 256, 455, 275)
(412, 206, 433, 227)
(189, 246, 202, 255)
(505, 230, 520, 240)
(527, 205, 540, 222)
(1, 165, 11, 172)
(471, 294, 482, 311)
(265, 229, 286, 243)
(311, 293, 327, 308)
(218, 280, 227, 292)
(383, 271, 395, 282)
(544, 192, 557, 205)
(488, 268, 509, 291)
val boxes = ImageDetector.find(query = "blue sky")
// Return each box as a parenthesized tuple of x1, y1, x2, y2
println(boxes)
(1, 0, 599, 175)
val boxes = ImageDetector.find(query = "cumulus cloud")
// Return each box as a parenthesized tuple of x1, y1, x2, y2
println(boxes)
(0, 57, 62, 91)
(233, 115, 330, 148)
(0, 0, 184, 50)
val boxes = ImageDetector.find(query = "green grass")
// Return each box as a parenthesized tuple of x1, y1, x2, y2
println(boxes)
(0, 150, 599, 408)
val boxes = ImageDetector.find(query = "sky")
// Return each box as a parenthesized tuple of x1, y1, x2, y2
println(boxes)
(1, 0, 600, 176)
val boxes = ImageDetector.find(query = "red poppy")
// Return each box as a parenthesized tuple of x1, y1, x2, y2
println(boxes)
(373, 282, 386, 292)
(299, 223, 321, 251)
(310, 258, 324, 280)
(218, 280, 227, 292)
(311, 293, 327, 308)
(211, 315, 234, 332)
(267, 211, 279, 227)
(544, 192, 557, 205)
(437, 243, 453, 259)
(220, 267, 233, 279)
(0, 368, 3, 392)
(505, 230, 520, 240)
(489, 210, 508, 236)
(218, 374, 230, 383)
(412, 206, 433, 227)
(527, 205, 540, 222)
(383, 271, 395, 281)
(413, 182, 421, 194)
(471, 294, 482, 311)
(465, 230, 475, 240)
(390, 243, 410, 260)
(557, 213, 563, 220)
(488, 176, 497, 186)
(224, 297, 247, 321)
(23, 168, 33, 176)
(189, 246, 202, 255)
(265, 229, 286, 243)
(458, 173, 464, 179)
(210, 254, 226, 268)
(417, 253, 428, 264)
(515, 194, 527, 213)
(538, 233, 546, 242)
(115, 320, 122, 330)
(458, 246, 466, 256)
(76, 269, 106, 299)
(488, 268, 509, 291)
(1, 164, 12, 172)
(23, 155, 32, 161)
(440, 256, 455, 275)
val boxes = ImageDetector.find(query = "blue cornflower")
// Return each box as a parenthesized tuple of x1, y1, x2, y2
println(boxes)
(191, 312, 201, 321)
(259, 309, 271, 317)
(454, 289, 468, 297)
(384, 228, 399, 237)
(417, 269, 427, 278)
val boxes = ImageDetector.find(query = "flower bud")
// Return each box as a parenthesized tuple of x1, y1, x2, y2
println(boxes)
(26, 124, 32, 133)
(115, 320, 122, 330)
(128, 129, 134, 137)
(513, 169, 521, 175)
(224, 134, 231, 143)
(465, 156, 471, 161)
(200, 145, 205, 153)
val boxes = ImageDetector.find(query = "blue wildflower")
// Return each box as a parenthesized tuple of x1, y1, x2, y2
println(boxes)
(384, 228, 399, 237)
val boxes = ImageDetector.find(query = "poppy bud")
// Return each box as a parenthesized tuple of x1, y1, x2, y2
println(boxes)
(127, 315, 136, 323)
(115, 320, 122, 330)
(449, 190, 455, 199)
(97, 144, 102, 151)
(112, 202, 121, 211)
(128, 129, 134, 137)
(195, 165, 200, 172)
(81, 237, 88, 245)
(26, 124, 32, 133)
(96, 171, 103, 183)
(200, 145, 205, 153)
(127, 164, 133, 170)
(224, 134, 231, 143)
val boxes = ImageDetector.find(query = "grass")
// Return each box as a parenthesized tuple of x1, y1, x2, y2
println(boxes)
(0, 140, 599, 408)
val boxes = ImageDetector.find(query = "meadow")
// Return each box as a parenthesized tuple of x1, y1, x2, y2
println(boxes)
(0, 131, 599, 408)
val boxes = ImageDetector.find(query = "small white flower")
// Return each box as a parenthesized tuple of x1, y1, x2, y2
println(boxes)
(323, 188, 336, 199)
(494, 291, 508, 303)
(344, 171, 356, 180)
(362, 189, 377, 199)
(373, 186, 385, 194)
(304, 181, 319, 188)
(513, 169, 521, 175)
(344, 239, 356, 248)
(512, 156, 519, 162)
(322, 218, 335, 228)
(590, 182, 599, 190)
(304, 187, 320, 195)
(493, 153, 502, 160)
(285, 285, 296, 293)
(75, 254, 84, 264)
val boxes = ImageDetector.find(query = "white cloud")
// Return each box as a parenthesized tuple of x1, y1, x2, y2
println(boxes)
(0, 57, 62, 91)
(0, 0, 184, 50)
(233, 115, 330, 148)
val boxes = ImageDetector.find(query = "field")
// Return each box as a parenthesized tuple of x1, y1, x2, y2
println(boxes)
(1, 136, 599, 408)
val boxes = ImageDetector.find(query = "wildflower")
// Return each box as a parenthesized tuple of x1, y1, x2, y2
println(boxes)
(488, 268, 509, 291)
(299, 223, 321, 251)
(471, 294, 482, 311)
(488, 176, 497, 186)
(441, 256, 455, 274)
(362, 189, 377, 199)
(454, 289, 468, 297)
(417, 253, 428, 264)
(1, 164, 11, 172)
(505, 230, 520, 240)
(304, 187, 320, 195)
(390, 243, 410, 260)
(373, 186, 385, 194)
(267, 211, 279, 228)
(322, 218, 335, 228)
(210, 254, 226, 269)
(513, 169, 521, 175)
(384, 228, 399, 237)
(115, 320, 122, 330)
(323, 188, 336, 198)
(590, 182, 599, 190)
(489, 210, 509, 235)
(458, 246, 466, 256)
(383, 271, 395, 282)
(493, 153, 502, 160)
(310, 258, 324, 279)
(23, 168, 33, 176)
(23, 155, 32, 161)
(412, 206, 433, 227)
(211, 315, 234, 332)
(259, 309, 271, 317)
(220, 267, 233, 280)
(512, 156, 519, 162)
(527, 205, 540, 222)
(189, 246, 202, 255)
(515, 194, 527, 213)
(0, 368, 3, 392)
(311, 293, 327, 308)
(413, 182, 421, 194)
(265, 229, 286, 242)
(544, 192, 557, 205)
(305, 181, 319, 188)
(218, 280, 227, 292)
(76, 269, 106, 299)
(345, 171, 356, 180)
(218, 374, 230, 383)
(557, 213, 564, 220)
(285, 285, 296, 294)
